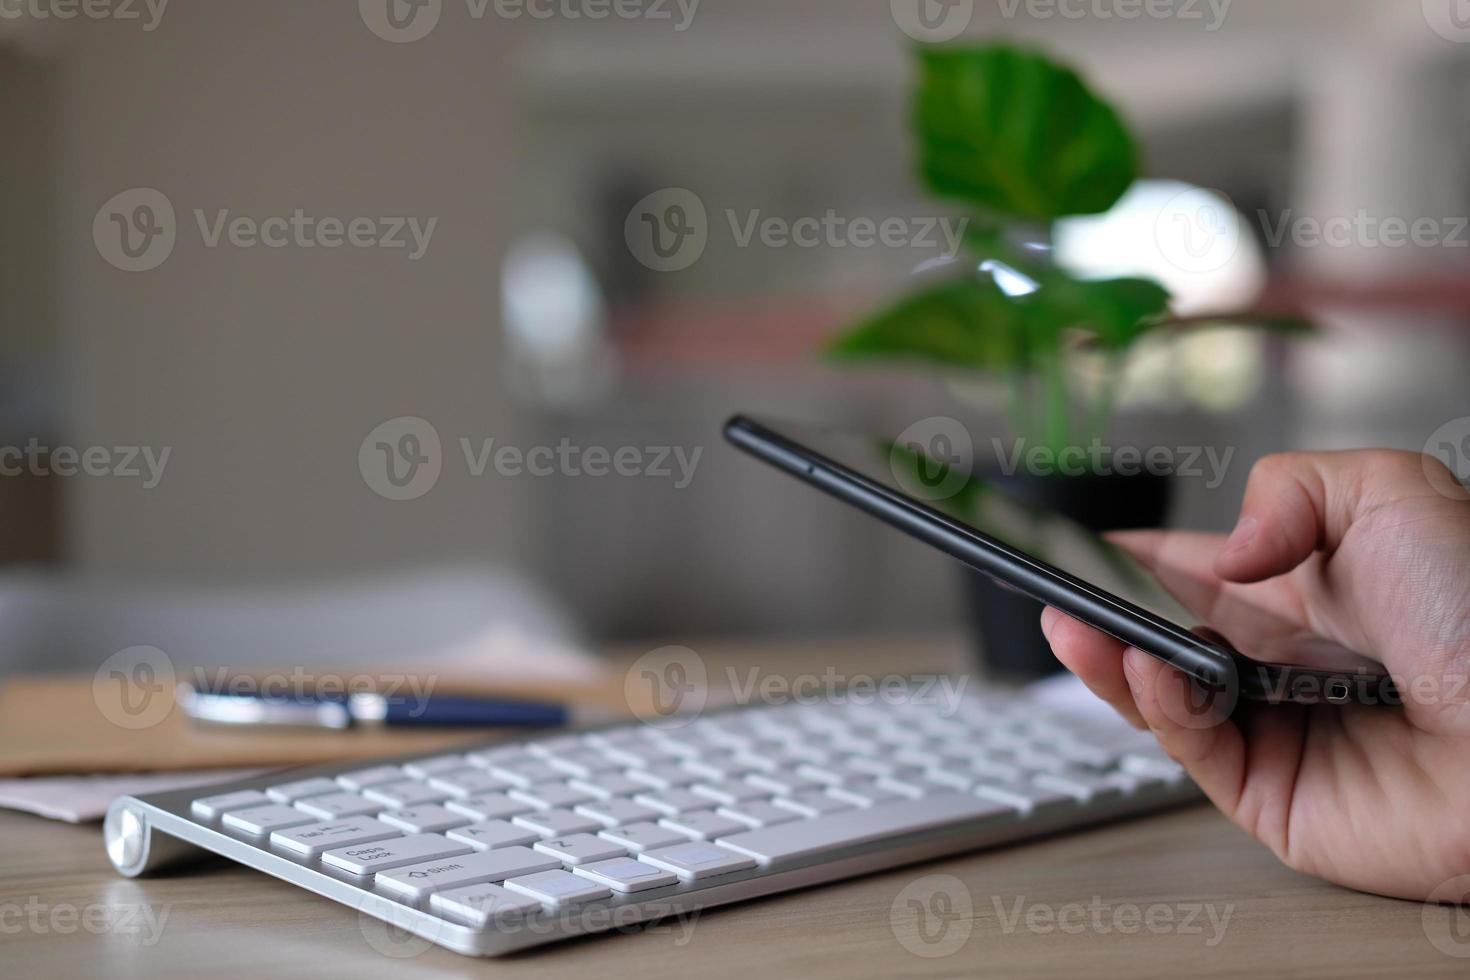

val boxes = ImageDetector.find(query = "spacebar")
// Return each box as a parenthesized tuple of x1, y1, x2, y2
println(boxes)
(714, 793, 1012, 866)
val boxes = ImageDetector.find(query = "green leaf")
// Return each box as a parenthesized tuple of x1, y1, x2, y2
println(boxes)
(826, 267, 1171, 374)
(1033, 272, 1172, 349)
(914, 44, 1138, 221)
(826, 277, 1035, 372)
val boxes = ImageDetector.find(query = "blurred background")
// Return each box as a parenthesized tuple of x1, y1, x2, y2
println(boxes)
(1, 0, 1468, 671)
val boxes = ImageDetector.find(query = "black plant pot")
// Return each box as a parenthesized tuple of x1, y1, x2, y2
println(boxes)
(965, 471, 1173, 681)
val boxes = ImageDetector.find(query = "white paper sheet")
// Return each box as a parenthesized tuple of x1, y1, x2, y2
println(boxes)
(0, 769, 270, 823)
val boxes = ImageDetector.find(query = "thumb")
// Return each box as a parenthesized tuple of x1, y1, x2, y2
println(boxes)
(1214, 451, 1397, 583)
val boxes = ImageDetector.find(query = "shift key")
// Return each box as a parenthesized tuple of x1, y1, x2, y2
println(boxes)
(376, 847, 560, 902)
(321, 834, 472, 876)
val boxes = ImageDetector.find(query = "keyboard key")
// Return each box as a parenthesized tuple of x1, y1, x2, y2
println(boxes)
(271, 818, 400, 858)
(545, 750, 621, 779)
(321, 834, 472, 876)
(923, 767, 978, 791)
(509, 782, 596, 810)
(489, 759, 564, 788)
(602, 744, 682, 768)
(1053, 741, 1121, 769)
(1120, 752, 1189, 784)
(191, 790, 269, 820)
(658, 811, 747, 840)
(266, 778, 342, 804)
(582, 728, 650, 750)
(573, 857, 678, 894)
(428, 769, 512, 798)
(968, 758, 1023, 782)
(718, 793, 1011, 866)
(638, 842, 756, 881)
(512, 808, 602, 837)
(972, 775, 1072, 813)
(505, 870, 613, 908)
(792, 762, 853, 786)
(627, 765, 699, 790)
(380, 805, 470, 834)
(746, 769, 822, 796)
(1099, 771, 1152, 794)
(465, 745, 533, 768)
(716, 801, 801, 829)
(1014, 749, 1074, 775)
(377, 847, 560, 902)
(826, 780, 905, 808)
(836, 757, 915, 779)
(682, 755, 754, 781)
(573, 799, 662, 828)
(775, 747, 830, 770)
(730, 751, 781, 772)
(690, 780, 772, 806)
(1032, 771, 1127, 804)
(294, 792, 380, 820)
(364, 781, 451, 809)
(772, 791, 854, 818)
(447, 820, 540, 850)
(403, 755, 473, 779)
(446, 793, 533, 822)
(533, 833, 628, 866)
(596, 822, 690, 853)
(431, 882, 542, 928)
(525, 735, 587, 758)
(337, 765, 406, 791)
(874, 776, 933, 800)
(222, 805, 318, 836)
(632, 790, 717, 817)
(569, 775, 646, 800)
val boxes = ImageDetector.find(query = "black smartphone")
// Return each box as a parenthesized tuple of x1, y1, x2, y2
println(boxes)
(725, 414, 1400, 708)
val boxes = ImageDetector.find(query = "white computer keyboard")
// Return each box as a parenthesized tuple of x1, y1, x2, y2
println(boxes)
(105, 688, 1196, 957)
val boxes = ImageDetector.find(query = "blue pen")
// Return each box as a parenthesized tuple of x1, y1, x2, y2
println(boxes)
(176, 679, 605, 730)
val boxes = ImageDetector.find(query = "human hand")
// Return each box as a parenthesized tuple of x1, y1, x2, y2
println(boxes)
(1040, 450, 1470, 900)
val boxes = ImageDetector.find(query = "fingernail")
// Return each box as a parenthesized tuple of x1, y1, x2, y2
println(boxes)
(1223, 515, 1259, 556)
(1123, 653, 1146, 697)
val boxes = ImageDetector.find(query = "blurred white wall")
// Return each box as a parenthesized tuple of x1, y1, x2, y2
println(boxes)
(55, 2, 534, 576)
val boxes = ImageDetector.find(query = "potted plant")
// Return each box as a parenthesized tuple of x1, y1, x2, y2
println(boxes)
(827, 43, 1308, 679)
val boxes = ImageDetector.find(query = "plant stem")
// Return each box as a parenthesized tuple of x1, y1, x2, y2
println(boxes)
(1040, 348, 1073, 456)
(1006, 371, 1035, 446)
(1084, 351, 1126, 448)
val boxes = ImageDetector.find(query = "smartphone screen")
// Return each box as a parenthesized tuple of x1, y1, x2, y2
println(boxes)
(736, 416, 1383, 679)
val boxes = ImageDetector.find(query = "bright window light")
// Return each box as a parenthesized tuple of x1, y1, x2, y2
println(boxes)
(1054, 180, 1268, 316)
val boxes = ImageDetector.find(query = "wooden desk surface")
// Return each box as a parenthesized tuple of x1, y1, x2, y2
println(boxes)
(1, 637, 1464, 978)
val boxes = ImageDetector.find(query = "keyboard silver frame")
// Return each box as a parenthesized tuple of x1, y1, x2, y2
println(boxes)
(107, 740, 1199, 958)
